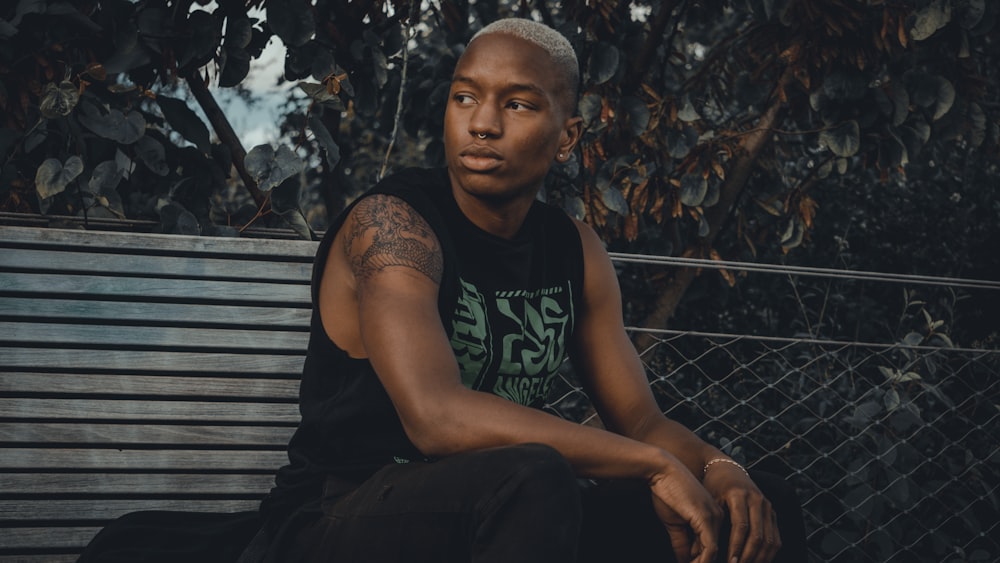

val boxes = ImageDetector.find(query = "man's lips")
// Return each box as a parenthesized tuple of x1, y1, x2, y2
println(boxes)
(459, 145, 503, 172)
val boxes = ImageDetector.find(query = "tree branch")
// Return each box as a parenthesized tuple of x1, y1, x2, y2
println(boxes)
(184, 69, 266, 208)
(633, 67, 793, 351)
(623, 0, 681, 93)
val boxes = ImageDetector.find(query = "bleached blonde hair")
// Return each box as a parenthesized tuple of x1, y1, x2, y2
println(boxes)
(469, 18, 580, 114)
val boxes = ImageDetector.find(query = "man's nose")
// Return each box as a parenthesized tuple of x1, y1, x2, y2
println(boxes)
(469, 103, 502, 139)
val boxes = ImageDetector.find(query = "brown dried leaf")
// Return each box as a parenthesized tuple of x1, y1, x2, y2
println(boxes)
(711, 160, 726, 180)
(710, 249, 736, 287)
(799, 195, 819, 228)
(625, 213, 639, 241)
(641, 83, 661, 103)
(650, 194, 666, 218)
(83, 63, 107, 81)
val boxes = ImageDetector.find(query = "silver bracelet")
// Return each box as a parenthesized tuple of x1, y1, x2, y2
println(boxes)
(703, 457, 748, 477)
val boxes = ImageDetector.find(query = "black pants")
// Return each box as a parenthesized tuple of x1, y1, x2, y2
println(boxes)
(269, 443, 808, 563)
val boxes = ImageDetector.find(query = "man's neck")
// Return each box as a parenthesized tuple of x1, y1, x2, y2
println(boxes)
(450, 186, 537, 240)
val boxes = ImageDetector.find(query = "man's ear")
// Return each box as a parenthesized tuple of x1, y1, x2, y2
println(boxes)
(557, 116, 584, 161)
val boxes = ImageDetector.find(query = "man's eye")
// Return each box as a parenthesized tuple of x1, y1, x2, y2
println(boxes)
(508, 101, 530, 111)
(454, 94, 475, 104)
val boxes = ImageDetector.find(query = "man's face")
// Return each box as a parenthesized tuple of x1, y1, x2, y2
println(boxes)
(444, 33, 579, 205)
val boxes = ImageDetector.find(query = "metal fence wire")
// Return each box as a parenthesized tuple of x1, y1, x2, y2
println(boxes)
(541, 260, 1000, 563)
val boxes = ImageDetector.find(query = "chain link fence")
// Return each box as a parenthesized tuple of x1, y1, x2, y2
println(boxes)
(543, 257, 1000, 563)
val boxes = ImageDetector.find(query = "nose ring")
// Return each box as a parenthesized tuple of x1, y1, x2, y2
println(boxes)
(476, 133, 487, 139)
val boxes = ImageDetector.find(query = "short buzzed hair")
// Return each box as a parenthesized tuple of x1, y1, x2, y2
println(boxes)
(470, 18, 580, 115)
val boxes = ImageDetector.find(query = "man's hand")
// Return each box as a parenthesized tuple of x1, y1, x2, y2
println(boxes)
(648, 466, 722, 563)
(702, 463, 782, 563)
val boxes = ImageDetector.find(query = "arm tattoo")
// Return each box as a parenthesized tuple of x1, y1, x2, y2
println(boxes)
(344, 195, 444, 285)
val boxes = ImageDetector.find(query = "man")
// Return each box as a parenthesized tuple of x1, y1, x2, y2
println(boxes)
(260, 18, 805, 563)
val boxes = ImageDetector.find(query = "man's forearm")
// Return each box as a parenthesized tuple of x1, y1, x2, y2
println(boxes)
(626, 414, 726, 480)
(405, 385, 687, 483)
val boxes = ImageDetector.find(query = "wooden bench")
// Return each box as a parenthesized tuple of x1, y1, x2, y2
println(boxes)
(0, 225, 319, 561)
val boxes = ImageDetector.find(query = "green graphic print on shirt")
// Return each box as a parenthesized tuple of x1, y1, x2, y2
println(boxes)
(450, 277, 573, 407)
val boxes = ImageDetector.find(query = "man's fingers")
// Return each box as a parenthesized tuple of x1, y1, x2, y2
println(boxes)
(725, 496, 750, 563)
(665, 524, 694, 563)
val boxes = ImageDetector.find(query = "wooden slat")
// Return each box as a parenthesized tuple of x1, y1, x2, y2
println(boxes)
(1, 323, 309, 352)
(0, 225, 319, 258)
(0, 423, 295, 446)
(0, 249, 312, 282)
(1, 449, 286, 471)
(0, 473, 276, 495)
(0, 273, 310, 304)
(0, 348, 304, 374)
(0, 527, 101, 550)
(0, 373, 299, 399)
(2, 399, 299, 423)
(0, 298, 311, 327)
(0, 499, 260, 521)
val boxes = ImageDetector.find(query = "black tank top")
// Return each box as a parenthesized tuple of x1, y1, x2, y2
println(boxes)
(264, 167, 584, 521)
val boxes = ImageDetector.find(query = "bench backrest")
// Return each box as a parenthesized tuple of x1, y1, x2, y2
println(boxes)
(1, 225, 319, 561)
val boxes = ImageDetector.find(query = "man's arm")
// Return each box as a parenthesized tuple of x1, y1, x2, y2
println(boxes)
(327, 194, 722, 562)
(568, 219, 782, 563)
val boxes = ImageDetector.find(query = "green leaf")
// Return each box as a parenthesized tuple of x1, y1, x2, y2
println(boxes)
(370, 43, 388, 89)
(182, 10, 221, 68)
(899, 123, 928, 160)
(298, 82, 345, 110)
(665, 127, 697, 159)
(958, 0, 986, 30)
(930, 77, 955, 120)
(271, 177, 314, 240)
(12, 0, 45, 26)
(878, 132, 906, 169)
(910, 0, 952, 41)
(621, 96, 650, 136)
(218, 47, 251, 87)
(275, 207, 314, 240)
(696, 212, 709, 237)
(103, 26, 151, 74)
(679, 173, 707, 207)
(703, 182, 720, 208)
(600, 186, 628, 215)
(270, 175, 300, 214)
(579, 93, 603, 129)
(819, 120, 860, 157)
(245, 144, 304, 192)
(157, 95, 211, 153)
(884, 388, 900, 411)
(87, 160, 122, 195)
(77, 103, 145, 144)
(39, 81, 79, 118)
(589, 42, 619, 85)
(0, 20, 15, 40)
(225, 17, 253, 50)
(92, 176, 125, 218)
(135, 136, 170, 176)
(563, 196, 586, 220)
(822, 69, 867, 101)
(677, 96, 700, 122)
(781, 217, 804, 250)
(35, 155, 84, 199)
(158, 201, 200, 235)
(267, 0, 314, 48)
(307, 114, 341, 170)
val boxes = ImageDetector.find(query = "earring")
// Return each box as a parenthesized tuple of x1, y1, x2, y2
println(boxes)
(558, 153, 564, 160)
